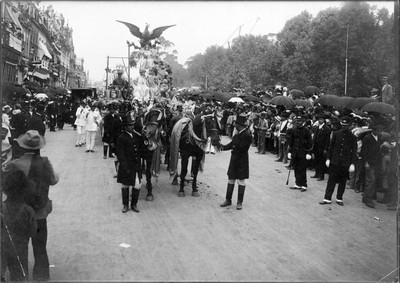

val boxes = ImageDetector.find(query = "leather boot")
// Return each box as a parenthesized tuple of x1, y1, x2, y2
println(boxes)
(220, 183, 234, 207)
(131, 189, 140, 213)
(103, 145, 108, 159)
(121, 187, 129, 213)
(237, 185, 246, 210)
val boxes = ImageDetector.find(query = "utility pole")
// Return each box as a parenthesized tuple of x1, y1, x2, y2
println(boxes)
(105, 56, 109, 90)
(344, 26, 349, 96)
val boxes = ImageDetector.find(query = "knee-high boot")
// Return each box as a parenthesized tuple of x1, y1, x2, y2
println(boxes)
(237, 185, 246, 210)
(103, 145, 108, 158)
(220, 183, 234, 207)
(131, 189, 140, 213)
(121, 187, 129, 213)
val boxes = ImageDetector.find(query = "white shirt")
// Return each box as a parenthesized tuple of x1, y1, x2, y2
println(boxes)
(85, 109, 101, 131)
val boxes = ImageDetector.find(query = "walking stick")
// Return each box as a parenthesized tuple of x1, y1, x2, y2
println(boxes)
(286, 160, 292, 186)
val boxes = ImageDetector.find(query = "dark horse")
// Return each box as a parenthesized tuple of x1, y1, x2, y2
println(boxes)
(169, 112, 221, 197)
(135, 104, 166, 201)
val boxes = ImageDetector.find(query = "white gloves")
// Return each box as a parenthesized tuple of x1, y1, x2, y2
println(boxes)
(306, 154, 312, 160)
(349, 164, 355, 173)
(287, 153, 292, 160)
(326, 159, 330, 167)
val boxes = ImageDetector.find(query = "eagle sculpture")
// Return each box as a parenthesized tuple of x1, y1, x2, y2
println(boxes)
(117, 21, 176, 48)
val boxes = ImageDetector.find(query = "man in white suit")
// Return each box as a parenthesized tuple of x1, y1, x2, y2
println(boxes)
(381, 76, 393, 104)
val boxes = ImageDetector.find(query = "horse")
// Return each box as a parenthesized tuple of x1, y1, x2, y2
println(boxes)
(169, 111, 221, 197)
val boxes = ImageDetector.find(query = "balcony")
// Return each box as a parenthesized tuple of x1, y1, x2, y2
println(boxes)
(3, 31, 22, 52)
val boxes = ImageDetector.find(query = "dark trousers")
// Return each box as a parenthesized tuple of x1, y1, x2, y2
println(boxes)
(363, 165, 382, 202)
(293, 155, 307, 187)
(314, 151, 326, 178)
(257, 132, 266, 153)
(32, 219, 50, 280)
(324, 164, 348, 201)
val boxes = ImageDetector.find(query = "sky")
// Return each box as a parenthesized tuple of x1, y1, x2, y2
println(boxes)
(42, 1, 395, 84)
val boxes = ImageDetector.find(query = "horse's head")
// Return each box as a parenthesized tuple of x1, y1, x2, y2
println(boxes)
(143, 107, 165, 149)
(202, 111, 221, 146)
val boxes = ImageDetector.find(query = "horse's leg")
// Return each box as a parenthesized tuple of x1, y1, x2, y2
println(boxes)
(145, 152, 154, 201)
(191, 153, 203, 197)
(190, 156, 195, 177)
(178, 154, 189, 197)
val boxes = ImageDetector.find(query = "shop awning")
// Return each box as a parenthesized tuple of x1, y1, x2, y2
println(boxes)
(29, 68, 50, 80)
(38, 41, 52, 60)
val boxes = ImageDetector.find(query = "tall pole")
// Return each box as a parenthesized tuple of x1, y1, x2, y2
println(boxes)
(344, 26, 349, 96)
(127, 44, 130, 87)
(394, 1, 399, 280)
(105, 56, 109, 90)
(205, 75, 208, 90)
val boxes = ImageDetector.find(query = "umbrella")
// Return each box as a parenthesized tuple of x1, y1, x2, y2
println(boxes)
(289, 89, 305, 99)
(34, 93, 48, 101)
(346, 97, 376, 109)
(362, 102, 395, 115)
(303, 86, 319, 96)
(269, 95, 296, 107)
(199, 92, 213, 99)
(228, 97, 244, 103)
(242, 94, 260, 102)
(335, 96, 354, 107)
(294, 99, 312, 108)
(213, 92, 233, 103)
(315, 95, 344, 107)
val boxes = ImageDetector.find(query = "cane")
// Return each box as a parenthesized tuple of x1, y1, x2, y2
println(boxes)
(286, 160, 292, 185)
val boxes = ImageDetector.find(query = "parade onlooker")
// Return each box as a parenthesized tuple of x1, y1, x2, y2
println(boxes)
(361, 121, 384, 208)
(28, 102, 46, 137)
(116, 111, 144, 213)
(311, 113, 331, 181)
(2, 105, 11, 128)
(3, 130, 59, 281)
(287, 114, 312, 192)
(381, 76, 393, 104)
(1, 168, 37, 282)
(85, 103, 101, 153)
(275, 111, 290, 163)
(10, 101, 31, 159)
(319, 116, 357, 206)
(46, 101, 57, 132)
(74, 102, 88, 147)
(256, 111, 268, 154)
(219, 113, 252, 210)
(102, 103, 121, 158)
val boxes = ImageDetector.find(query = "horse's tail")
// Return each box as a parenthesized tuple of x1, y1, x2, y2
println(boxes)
(169, 117, 189, 176)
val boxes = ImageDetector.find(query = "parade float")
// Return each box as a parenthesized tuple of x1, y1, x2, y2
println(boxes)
(117, 21, 176, 104)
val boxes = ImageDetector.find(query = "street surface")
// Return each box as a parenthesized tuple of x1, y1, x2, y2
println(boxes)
(26, 125, 397, 281)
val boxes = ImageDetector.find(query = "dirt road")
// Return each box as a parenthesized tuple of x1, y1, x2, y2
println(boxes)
(26, 126, 397, 281)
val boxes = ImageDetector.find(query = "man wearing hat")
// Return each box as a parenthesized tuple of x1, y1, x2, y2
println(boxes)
(275, 111, 290, 163)
(287, 114, 313, 192)
(28, 101, 46, 136)
(115, 111, 145, 213)
(84, 103, 101, 153)
(256, 111, 269, 154)
(3, 130, 59, 280)
(311, 113, 331, 181)
(219, 113, 252, 210)
(10, 102, 31, 159)
(319, 116, 357, 206)
(102, 103, 122, 159)
(360, 119, 384, 208)
(381, 76, 393, 104)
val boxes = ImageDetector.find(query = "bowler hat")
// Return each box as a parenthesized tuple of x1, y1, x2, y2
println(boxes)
(235, 113, 248, 126)
(122, 110, 136, 125)
(15, 130, 45, 150)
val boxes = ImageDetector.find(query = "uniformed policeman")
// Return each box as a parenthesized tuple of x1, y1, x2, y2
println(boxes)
(319, 116, 357, 206)
(115, 110, 144, 213)
(287, 114, 313, 192)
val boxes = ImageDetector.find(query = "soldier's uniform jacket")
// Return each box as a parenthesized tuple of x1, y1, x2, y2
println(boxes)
(222, 128, 252, 180)
(288, 126, 312, 158)
(116, 130, 146, 186)
(327, 128, 357, 167)
(312, 124, 331, 154)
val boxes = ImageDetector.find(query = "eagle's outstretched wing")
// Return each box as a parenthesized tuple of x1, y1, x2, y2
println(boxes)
(116, 20, 143, 39)
(149, 25, 176, 40)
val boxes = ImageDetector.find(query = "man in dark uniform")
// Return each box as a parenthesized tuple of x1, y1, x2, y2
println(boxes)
(115, 110, 145, 213)
(46, 101, 57, 132)
(360, 120, 384, 208)
(219, 113, 253, 210)
(102, 103, 122, 159)
(311, 113, 331, 181)
(287, 114, 313, 192)
(28, 101, 46, 136)
(319, 116, 357, 206)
